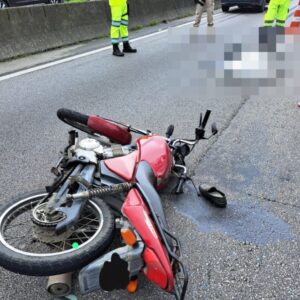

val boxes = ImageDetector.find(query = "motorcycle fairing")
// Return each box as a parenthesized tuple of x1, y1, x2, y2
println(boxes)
(135, 161, 172, 247)
(104, 151, 138, 182)
(134, 162, 189, 299)
(104, 135, 172, 185)
(138, 136, 173, 188)
(121, 188, 174, 291)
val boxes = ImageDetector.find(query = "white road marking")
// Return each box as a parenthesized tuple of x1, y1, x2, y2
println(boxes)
(1, 5, 289, 83)
(0, 28, 171, 82)
(0, 11, 229, 82)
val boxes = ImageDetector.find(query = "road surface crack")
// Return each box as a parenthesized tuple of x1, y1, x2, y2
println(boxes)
(190, 96, 250, 176)
(246, 192, 300, 210)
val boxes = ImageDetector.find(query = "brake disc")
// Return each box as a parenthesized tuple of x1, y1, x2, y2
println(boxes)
(31, 203, 72, 244)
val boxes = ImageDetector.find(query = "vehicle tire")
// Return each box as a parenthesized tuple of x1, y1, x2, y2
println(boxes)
(0, 0, 8, 8)
(222, 5, 230, 12)
(0, 190, 115, 276)
(57, 108, 94, 135)
(257, 0, 265, 12)
(48, 0, 62, 3)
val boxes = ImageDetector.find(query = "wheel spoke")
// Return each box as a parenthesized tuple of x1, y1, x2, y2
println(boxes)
(6, 222, 30, 229)
(0, 195, 103, 256)
(5, 235, 27, 241)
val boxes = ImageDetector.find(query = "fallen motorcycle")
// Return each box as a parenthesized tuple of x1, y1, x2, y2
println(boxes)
(0, 108, 220, 300)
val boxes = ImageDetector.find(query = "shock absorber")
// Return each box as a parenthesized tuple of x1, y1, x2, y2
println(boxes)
(67, 183, 134, 200)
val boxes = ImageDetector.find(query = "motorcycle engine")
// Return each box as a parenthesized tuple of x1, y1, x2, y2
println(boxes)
(78, 138, 104, 155)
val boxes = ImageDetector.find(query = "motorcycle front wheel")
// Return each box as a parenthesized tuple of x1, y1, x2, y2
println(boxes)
(0, 190, 115, 276)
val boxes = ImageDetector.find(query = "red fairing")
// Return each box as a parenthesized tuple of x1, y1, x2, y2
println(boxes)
(143, 248, 168, 289)
(104, 135, 173, 184)
(137, 136, 173, 188)
(87, 115, 132, 145)
(104, 151, 138, 181)
(122, 189, 174, 292)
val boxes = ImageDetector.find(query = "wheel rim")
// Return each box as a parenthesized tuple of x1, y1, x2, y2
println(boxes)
(0, 193, 104, 257)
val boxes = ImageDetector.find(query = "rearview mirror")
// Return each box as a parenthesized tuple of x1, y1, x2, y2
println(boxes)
(211, 122, 218, 135)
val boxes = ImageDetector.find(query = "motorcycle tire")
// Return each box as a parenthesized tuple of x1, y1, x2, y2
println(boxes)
(0, 189, 115, 276)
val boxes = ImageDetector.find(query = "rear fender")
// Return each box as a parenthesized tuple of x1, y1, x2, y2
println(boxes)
(121, 188, 174, 291)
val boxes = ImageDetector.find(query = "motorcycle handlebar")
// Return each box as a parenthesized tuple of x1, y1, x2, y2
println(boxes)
(201, 110, 211, 129)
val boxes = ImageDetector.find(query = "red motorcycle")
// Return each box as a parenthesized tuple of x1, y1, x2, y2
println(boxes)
(0, 108, 220, 299)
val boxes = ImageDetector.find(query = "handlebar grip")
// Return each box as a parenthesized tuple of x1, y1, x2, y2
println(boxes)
(201, 110, 211, 129)
(166, 124, 174, 138)
(175, 177, 185, 194)
(202, 109, 211, 129)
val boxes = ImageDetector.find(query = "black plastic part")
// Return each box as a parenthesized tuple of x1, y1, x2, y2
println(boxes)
(166, 125, 175, 138)
(175, 177, 185, 195)
(178, 143, 190, 157)
(195, 127, 205, 140)
(68, 130, 77, 146)
(202, 110, 211, 129)
(199, 113, 203, 127)
(211, 122, 218, 135)
(100, 161, 124, 185)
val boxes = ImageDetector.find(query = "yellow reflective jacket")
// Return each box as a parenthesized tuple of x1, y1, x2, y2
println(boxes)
(109, 0, 127, 6)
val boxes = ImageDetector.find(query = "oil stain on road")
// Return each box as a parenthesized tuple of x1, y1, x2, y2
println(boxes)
(172, 182, 294, 245)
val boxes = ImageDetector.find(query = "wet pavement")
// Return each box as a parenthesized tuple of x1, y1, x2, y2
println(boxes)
(173, 182, 294, 245)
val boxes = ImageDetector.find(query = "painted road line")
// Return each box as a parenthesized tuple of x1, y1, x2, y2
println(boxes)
(0, 4, 296, 83)
(0, 30, 169, 82)
(0, 11, 231, 82)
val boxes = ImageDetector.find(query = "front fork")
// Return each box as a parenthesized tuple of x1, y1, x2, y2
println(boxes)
(44, 163, 97, 234)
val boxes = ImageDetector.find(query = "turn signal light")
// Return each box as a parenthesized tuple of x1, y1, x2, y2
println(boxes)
(121, 228, 137, 246)
(127, 279, 138, 293)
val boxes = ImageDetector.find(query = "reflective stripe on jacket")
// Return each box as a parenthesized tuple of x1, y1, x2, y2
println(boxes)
(109, 0, 127, 6)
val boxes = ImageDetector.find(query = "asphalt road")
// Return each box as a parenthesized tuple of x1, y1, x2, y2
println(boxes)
(0, 5, 299, 300)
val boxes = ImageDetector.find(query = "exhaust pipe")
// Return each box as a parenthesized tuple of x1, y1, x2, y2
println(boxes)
(47, 273, 72, 297)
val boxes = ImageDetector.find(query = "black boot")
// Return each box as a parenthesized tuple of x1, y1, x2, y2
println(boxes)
(112, 44, 124, 57)
(123, 41, 137, 53)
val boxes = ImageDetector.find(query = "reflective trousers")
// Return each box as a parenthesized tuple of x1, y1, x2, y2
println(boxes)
(264, 0, 290, 26)
(110, 2, 129, 44)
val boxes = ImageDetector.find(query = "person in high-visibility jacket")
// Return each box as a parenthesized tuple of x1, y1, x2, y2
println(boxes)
(109, 0, 137, 57)
(264, 0, 290, 27)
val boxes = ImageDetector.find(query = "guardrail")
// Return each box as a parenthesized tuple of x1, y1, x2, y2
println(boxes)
(0, 0, 219, 61)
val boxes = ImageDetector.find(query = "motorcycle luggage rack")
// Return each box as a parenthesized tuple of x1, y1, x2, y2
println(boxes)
(136, 184, 188, 300)
(162, 227, 188, 300)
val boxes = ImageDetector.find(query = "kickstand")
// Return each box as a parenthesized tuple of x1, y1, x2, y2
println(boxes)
(186, 176, 201, 197)
(172, 169, 200, 196)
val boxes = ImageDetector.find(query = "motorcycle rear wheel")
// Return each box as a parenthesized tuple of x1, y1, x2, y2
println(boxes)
(0, 190, 114, 276)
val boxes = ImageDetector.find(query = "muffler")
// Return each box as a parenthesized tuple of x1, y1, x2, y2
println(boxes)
(47, 273, 72, 297)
